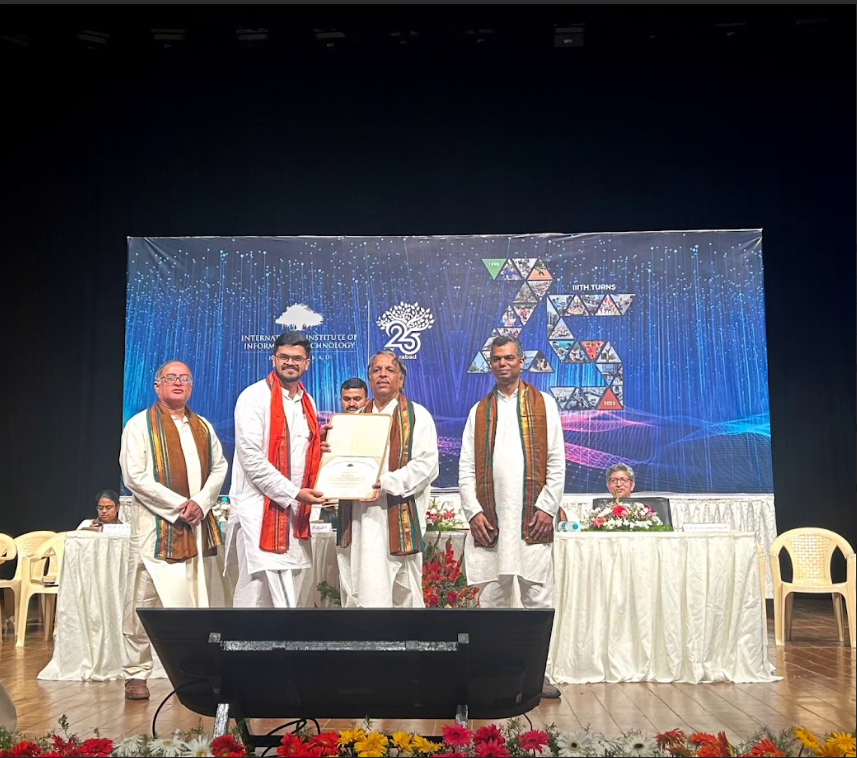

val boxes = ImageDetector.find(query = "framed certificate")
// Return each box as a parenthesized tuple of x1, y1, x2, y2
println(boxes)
(314, 413, 393, 500)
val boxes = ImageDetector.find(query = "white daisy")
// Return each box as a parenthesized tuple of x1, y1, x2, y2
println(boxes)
(113, 735, 144, 757)
(149, 734, 189, 757)
(622, 732, 660, 756)
(182, 736, 213, 756)
(557, 730, 595, 757)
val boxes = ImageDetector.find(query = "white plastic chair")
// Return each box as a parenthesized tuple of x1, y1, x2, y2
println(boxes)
(769, 527, 855, 647)
(16, 533, 66, 647)
(10, 531, 56, 645)
(0, 534, 17, 642)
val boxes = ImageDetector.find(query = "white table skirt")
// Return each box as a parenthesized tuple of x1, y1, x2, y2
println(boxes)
(38, 532, 166, 681)
(38, 531, 237, 682)
(432, 491, 777, 597)
(549, 532, 776, 684)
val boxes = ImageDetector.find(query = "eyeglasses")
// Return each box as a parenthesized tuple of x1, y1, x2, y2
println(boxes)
(608, 477, 631, 485)
(159, 374, 193, 385)
(275, 355, 307, 365)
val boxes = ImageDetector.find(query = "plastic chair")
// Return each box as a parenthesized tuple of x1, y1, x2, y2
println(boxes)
(769, 527, 855, 648)
(0, 534, 17, 642)
(9, 531, 56, 645)
(16, 533, 66, 647)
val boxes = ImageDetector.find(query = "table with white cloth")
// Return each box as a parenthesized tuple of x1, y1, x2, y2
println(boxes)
(38, 531, 232, 681)
(433, 491, 777, 596)
(549, 531, 777, 684)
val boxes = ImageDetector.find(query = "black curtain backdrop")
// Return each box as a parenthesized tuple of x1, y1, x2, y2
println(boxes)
(2, 6, 854, 553)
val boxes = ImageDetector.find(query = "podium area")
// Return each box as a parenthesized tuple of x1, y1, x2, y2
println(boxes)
(1, 597, 853, 743)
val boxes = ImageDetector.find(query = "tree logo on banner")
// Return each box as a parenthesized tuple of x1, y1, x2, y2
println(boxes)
(276, 303, 324, 330)
(470, 257, 635, 411)
(377, 301, 435, 357)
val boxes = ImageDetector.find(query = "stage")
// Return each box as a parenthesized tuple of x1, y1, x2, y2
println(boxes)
(2, 597, 852, 745)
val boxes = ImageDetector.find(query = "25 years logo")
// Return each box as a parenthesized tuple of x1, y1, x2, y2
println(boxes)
(376, 301, 435, 357)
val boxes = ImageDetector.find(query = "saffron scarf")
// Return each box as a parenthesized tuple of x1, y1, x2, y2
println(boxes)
(473, 380, 551, 546)
(259, 373, 322, 554)
(147, 404, 223, 563)
(337, 394, 423, 556)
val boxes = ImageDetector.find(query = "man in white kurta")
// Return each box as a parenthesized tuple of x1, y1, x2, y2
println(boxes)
(120, 361, 228, 701)
(337, 351, 439, 608)
(459, 337, 565, 698)
(229, 332, 325, 608)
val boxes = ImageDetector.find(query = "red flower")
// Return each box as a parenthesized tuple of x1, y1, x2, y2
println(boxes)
(697, 745, 727, 757)
(308, 732, 339, 755)
(745, 739, 785, 757)
(428, 593, 440, 607)
(474, 725, 504, 745)
(689, 733, 719, 746)
(8, 743, 41, 758)
(211, 735, 247, 757)
(78, 739, 114, 757)
(441, 724, 473, 747)
(278, 733, 310, 757)
(518, 730, 549, 753)
(475, 738, 510, 757)
(656, 729, 686, 749)
(612, 505, 628, 518)
(447, 590, 459, 605)
(592, 517, 606, 528)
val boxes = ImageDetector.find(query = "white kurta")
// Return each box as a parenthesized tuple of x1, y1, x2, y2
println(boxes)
(229, 379, 315, 574)
(120, 410, 228, 607)
(344, 396, 439, 608)
(459, 388, 565, 586)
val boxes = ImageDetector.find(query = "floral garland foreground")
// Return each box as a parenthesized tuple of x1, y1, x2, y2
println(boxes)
(0, 718, 854, 757)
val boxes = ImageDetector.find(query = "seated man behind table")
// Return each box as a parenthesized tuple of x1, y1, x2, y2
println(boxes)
(605, 463, 635, 500)
(77, 489, 122, 531)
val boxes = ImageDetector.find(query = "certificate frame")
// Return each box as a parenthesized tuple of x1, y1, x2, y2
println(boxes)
(314, 412, 393, 500)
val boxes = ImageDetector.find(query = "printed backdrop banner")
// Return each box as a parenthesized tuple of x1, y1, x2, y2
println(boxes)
(125, 231, 771, 493)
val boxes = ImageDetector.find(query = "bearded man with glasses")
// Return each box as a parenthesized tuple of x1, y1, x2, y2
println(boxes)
(228, 331, 326, 609)
(120, 360, 228, 701)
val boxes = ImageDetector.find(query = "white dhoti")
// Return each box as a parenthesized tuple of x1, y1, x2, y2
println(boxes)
(459, 386, 566, 680)
(344, 501, 424, 608)
(119, 409, 228, 681)
(229, 379, 317, 608)
(337, 396, 438, 608)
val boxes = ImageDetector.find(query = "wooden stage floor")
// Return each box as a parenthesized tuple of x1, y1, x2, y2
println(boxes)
(1, 597, 853, 744)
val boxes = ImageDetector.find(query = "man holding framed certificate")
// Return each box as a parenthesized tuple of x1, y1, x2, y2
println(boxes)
(228, 332, 326, 608)
(335, 350, 439, 608)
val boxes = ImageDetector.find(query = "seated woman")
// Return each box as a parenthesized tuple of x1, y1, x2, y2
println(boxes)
(77, 489, 122, 531)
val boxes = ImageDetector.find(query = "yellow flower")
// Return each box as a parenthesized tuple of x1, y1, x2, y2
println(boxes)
(412, 734, 441, 755)
(815, 742, 844, 757)
(338, 727, 367, 746)
(795, 728, 821, 751)
(355, 731, 389, 757)
(392, 731, 413, 753)
(827, 734, 857, 756)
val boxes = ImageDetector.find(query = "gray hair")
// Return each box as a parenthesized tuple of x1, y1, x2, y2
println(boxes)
(606, 463, 635, 485)
(490, 336, 524, 359)
(368, 349, 407, 381)
(154, 360, 192, 383)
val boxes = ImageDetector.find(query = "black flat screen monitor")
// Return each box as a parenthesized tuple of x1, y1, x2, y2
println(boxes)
(138, 607, 554, 721)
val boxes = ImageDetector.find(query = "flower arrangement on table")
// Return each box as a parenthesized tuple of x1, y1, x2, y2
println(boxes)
(583, 500, 673, 532)
(425, 499, 467, 532)
(422, 537, 479, 609)
(0, 718, 854, 757)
